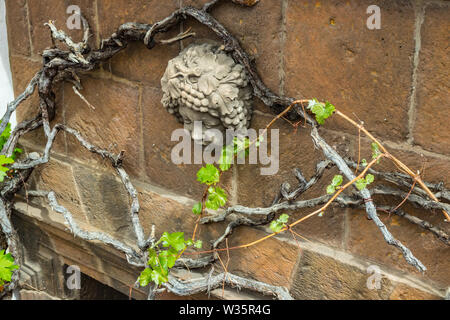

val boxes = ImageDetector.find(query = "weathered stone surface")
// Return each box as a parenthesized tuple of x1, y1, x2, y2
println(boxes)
(64, 75, 142, 178)
(389, 283, 441, 300)
(10, 56, 41, 123)
(142, 85, 232, 198)
(317, 128, 450, 287)
(31, 159, 87, 224)
(285, 0, 415, 142)
(10, 55, 65, 153)
(137, 186, 224, 244)
(389, 149, 450, 189)
(347, 204, 450, 288)
(290, 250, 394, 300)
(98, 0, 180, 87)
(5, 0, 450, 300)
(72, 164, 136, 243)
(224, 227, 299, 288)
(413, 2, 450, 155)
(27, 0, 97, 56)
(183, 0, 283, 93)
(108, 41, 180, 88)
(20, 289, 60, 300)
(12, 209, 149, 299)
(235, 111, 346, 248)
(325, 127, 450, 189)
(5, 0, 31, 56)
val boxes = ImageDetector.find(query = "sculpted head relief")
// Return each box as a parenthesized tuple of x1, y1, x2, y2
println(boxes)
(161, 43, 253, 145)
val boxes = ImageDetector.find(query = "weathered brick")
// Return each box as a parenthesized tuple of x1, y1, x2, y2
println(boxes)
(347, 203, 450, 288)
(72, 163, 136, 243)
(137, 187, 224, 244)
(389, 283, 441, 300)
(10, 55, 41, 123)
(141, 85, 232, 198)
(10, 55, 65, 153)
(20, 290, 59, 300)
(98, 0, 180, 87)
(224, 227, 299, 288)
(63, 76, 142, 178)
(27, 0, 97, 56)
(182, 0, 282, 93)
(290, 250, 394, 299)
(413, 2, 450, 155)
(315, 128, 450, 286)
(31, 159, 87, 224)
(5, 0, 31, 56)
(330, 128, 450, 189)
(285, 0, 415, 142)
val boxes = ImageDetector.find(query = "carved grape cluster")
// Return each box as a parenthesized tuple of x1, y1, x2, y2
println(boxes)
(161, 42, 253, 131)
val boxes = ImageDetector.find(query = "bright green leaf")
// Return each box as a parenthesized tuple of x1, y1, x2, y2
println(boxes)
(205, 187, 227, 210)
(160, 232, 186, 251)
(332, 175, 343, 187)
(192, 202, 202, 215)
(355, 178, 367, 191)
(197, 164, 220, 185)
(326, 184, 336, 195)
(366, 173, 375, 184)
(138, 268, 153, 287)
(307, 99, 335, 125)
(0, 250, 19, 284)
(0, 155, 14, 166)
(269, 220, 284, 233)
(151, 269, 168, 286)
(278, 214, 289, 224)
(159, 248, 178, 269)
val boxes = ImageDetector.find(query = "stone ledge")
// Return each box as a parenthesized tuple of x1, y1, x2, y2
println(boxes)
(11, 200, 445, 300)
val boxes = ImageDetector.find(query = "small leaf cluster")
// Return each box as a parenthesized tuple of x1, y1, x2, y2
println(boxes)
(0, 123, 22, 182)
(355, 174, 375, 191)
(138, 232, 202, 287)
(196, 164, 228, 212)
(196, 137, 256, 214)
(360, 158, 368, 168)
(307, 99, 335, 125)
(0, 250, 19, 287)
(270, 214, 290, 233)
(326, 175, 343, 195)
(371, 142, 382, 163)
(359, 143, 382, 169)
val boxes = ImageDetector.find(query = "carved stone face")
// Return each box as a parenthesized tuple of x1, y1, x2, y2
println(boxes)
(161, 43, 253, 145)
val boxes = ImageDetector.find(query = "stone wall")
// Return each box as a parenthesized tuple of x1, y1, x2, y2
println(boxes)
(5, 0, 450, 299)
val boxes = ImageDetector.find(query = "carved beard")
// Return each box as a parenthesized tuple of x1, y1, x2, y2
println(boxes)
(161, 43, 253, 145)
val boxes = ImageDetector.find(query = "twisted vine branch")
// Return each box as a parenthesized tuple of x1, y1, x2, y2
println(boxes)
(0, 0, 447, 299)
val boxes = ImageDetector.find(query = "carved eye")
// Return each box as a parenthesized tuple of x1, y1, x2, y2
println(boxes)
(188, 75, 198, 84)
